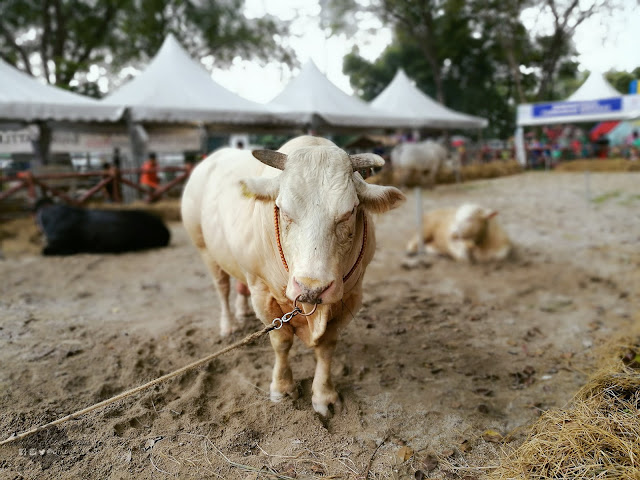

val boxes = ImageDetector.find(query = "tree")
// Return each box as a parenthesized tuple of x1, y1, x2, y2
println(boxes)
(606, 68, 640, 95)
(337, 0, 533, 137)
(375, 0, 467, 104)
(0, 0, 294, 96)
(473, 0, 538, 104)
(527, 0, 617, 101)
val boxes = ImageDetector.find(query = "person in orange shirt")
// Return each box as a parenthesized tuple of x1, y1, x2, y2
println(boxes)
(140, 152, 159, 189)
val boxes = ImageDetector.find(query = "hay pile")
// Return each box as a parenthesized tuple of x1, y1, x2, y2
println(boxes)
(554, 159, 640, 172)
(439, 161, 523, 184)
(93, 199, 182, 222)
(367, 160, 523, 187)
(0, 216, 41, 257)
(490, 340, 640, 480)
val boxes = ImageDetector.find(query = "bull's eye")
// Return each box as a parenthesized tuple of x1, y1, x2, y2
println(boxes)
(338, 206, 357, 224)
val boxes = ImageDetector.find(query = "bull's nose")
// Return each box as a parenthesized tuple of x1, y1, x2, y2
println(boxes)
(292, 277, 334, 304)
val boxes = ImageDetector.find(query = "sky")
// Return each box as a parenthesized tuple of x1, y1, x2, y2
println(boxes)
(210, 0, 640, 104)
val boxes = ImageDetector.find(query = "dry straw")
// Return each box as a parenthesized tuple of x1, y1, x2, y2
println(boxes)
(368, 160, 523, 187)
(554, 159, 640, 172)
(490, 338, 640, 480)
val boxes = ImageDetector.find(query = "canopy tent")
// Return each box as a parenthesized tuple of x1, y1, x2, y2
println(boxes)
(514, 72, 640, 165)
(370, 69, 488, 129)
(267, 60, 414, 131)
(589, 121, 619, 142)
(0, 58, 124, 123)
(567, 72, 621, 101)
(516, 73, 639, 127)
(102, 34, 278, 127)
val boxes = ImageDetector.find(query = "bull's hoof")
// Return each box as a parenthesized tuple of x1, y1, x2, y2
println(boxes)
(220, 320, 240, 337)
(270, 382, 299, 403)
(312, 392, 341, 417)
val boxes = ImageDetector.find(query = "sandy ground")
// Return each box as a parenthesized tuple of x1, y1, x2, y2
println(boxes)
(1, 171, 639, 480)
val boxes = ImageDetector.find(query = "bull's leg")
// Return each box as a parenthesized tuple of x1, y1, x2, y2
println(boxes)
(312, 330, 340, 416)
(406, 234, 419, 254)
(448, 240, 473, 262)
(248, 283, 298, 402)
(199, 251, 236, 336)
(428, 167, 438, 188)
(269, 327, 299, 402)
(311, 299, 359, 416)
(234, 281, 253, 318)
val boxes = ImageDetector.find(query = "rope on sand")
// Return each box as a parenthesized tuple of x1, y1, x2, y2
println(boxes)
(0, 326, 273, 447)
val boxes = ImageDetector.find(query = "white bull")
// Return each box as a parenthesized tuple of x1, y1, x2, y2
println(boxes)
(181, 135, 405, 416)
(406, 203, 512, 262)
(391, 140, 448, 187)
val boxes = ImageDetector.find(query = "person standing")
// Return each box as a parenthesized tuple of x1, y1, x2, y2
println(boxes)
(631, 131, 640, 161)
(140, 152, 159, 189)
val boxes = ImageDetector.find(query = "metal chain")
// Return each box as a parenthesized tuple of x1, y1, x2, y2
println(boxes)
(271, 307, 302, 330)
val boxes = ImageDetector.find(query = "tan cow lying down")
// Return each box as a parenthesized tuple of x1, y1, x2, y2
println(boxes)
(182, 136, 405, 416)
(406, 203, 512, 262)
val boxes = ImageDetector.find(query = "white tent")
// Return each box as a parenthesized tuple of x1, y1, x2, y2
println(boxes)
(514, 72, 640, 165)
(516, 72, 639, 127)
(567, 72, 621, 101)
(0, 58, 124, 122)
(267, 60, 414, 131)
(370, 69, 488, 129)
(102, 34, 277, 126)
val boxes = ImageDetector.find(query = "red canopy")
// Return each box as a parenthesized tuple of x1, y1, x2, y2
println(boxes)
(590, 121, 619, 141)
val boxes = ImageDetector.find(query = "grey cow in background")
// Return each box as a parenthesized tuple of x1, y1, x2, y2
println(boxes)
(391, 140, 453, 188)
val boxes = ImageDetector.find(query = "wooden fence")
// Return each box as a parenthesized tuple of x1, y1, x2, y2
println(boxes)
(0, 165, 193, 206)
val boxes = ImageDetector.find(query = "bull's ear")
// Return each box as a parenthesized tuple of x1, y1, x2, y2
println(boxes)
(239, 177, 280, 201)
(484, 209, 498, 219)
(353, 174, 405, 214)
(252, 150, 287, 170)
(350, 153, 385, 171)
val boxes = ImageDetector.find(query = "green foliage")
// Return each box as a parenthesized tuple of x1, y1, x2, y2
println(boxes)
(342, 0, 526, 137)
(0, 0, 294, 96)
(251, 134, 292, 150)
(592, 190, 622, 204)
(606, 69, 640, 94)
(337, 0, 631, 137)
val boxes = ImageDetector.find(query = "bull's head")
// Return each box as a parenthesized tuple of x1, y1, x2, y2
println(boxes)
(241, 144, 405, 305)
(450, 204, 497, 241)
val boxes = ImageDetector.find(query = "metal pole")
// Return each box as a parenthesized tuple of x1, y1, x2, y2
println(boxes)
(584, 170, 591, 205)
(415, 186, 424, 254)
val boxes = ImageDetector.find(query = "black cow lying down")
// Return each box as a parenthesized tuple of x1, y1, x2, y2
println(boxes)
(35, 200, 171, 256)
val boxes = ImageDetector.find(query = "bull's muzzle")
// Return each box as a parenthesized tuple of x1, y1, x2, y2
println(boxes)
(291, 277, 335, 304)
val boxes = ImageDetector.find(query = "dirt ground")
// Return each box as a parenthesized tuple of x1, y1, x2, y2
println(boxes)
(1, 171, 639, 480)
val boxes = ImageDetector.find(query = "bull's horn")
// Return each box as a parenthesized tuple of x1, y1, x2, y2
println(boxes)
(252, 150, 287, 170)
(349, 153, 385, 171)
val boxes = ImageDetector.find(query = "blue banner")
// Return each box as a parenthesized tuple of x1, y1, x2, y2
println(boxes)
(532, 97, 622, 118)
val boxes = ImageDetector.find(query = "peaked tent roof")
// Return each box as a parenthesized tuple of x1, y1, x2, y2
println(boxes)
(102, 34, 277, 125)
(567, 72, 620, 101)
(516, 72, 640, 126)
(267, 60, 414, 130)
(370, 69, 488, 129)
(0, 58, 124, 122)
